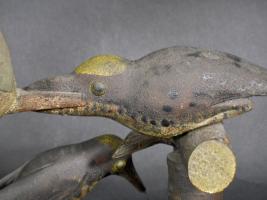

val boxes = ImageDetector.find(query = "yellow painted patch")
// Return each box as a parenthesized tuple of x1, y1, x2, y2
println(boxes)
(74, 55, 127, 76)
(97, 134, 122, 151)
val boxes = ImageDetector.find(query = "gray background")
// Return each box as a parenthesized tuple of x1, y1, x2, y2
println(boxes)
(0, 0, 267, 199)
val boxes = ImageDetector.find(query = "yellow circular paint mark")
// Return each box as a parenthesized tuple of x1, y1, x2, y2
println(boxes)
(188, 140, 236, 194)
(74, 55, 127, 76)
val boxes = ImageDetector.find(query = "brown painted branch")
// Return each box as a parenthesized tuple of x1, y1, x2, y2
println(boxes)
(168, 123, 236, 200)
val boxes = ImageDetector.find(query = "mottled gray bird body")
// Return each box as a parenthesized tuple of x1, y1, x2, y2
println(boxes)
(0, 135, 145, 200)
(26, 47, 267, 138)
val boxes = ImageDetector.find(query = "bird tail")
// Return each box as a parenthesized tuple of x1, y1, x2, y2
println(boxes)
(0, 161, 28, 190)
(118, 156, 146, 193)
(240, 60, 267, 97)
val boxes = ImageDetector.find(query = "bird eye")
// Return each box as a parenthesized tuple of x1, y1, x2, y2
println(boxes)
(112, 160, 126, 173)
(90, 81, 106, 96)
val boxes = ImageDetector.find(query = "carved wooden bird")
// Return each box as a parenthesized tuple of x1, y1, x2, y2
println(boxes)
(24, 47, 267, 140)
(0, 135, 145, 200)
(1, 31, 267, 148)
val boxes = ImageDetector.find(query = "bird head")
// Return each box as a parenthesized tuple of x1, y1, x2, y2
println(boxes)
(24, 54, 133, 116)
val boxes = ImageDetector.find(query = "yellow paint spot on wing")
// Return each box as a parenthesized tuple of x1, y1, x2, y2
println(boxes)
(74, 55, 127, 76)
(97, 134, 122, 151)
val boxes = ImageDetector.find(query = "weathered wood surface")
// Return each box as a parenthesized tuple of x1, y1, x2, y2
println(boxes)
(178, 123, 236, 194)
(168, 151, 223, 200)
(168, 123, 236, 200)
(14, 89, 86, 113)
(23, 47, 266, 139)
(0, 32, 17, 117)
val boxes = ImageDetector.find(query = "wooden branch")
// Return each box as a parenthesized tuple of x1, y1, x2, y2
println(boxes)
(168, 151, 223, 200)
(0, 32, 16, 92)
(168, 123, 236, 200)
(0, 32, 17, 117)
(0, 91, 16, 117)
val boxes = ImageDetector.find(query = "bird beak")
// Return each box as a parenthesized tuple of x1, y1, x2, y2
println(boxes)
(1, 32, 86, 116)
(0, 32, 17, 117)
(118, 157, 146, 193)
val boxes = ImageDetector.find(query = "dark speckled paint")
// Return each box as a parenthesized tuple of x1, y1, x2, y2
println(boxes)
(25, 47, 267, 138)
